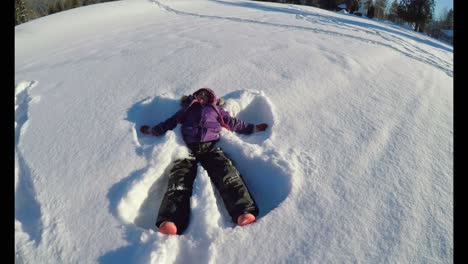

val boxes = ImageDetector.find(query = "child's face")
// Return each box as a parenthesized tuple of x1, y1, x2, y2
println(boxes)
(196, 90, 211, 106)
(199, 97, 208, 105)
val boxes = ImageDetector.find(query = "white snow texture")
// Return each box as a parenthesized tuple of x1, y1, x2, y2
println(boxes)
(15, 0, 452, 263)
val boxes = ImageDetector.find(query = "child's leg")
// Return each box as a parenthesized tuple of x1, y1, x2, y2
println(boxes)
(156, 156, 197, 234)
(198, 147, 259, 223)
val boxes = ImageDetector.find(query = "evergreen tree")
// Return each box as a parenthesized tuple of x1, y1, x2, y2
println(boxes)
(398, 0, 434, 32)
(367, 4, 375, 18)
(71, 0, 81, 7)
(319, 0, 337, 10)
(64, 0, 72, 10)
(306, 0, 320, 6)
(47, 3, 55, 14)
(309, 0, 320, 6)
(15, 0, 30, 25)
(374, 0, 388, 19)
(348, 0, 359, 13)
(396, 0, 411, 23)
(83, 0, 98, 6)
(54, 0, 64, 13)
(414, 0, 434, 32)
(387, 0, 399, 22)
(32, 0, 50, 17)
(442, 8, 453, 29)
(48, 1, 57, 15)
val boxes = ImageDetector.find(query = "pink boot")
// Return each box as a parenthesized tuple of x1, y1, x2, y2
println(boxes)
(237, 213, 256, 226)
(159, 221, 177, 235)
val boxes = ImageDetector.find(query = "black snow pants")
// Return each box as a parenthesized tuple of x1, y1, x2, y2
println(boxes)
(155, 141, 259, 234)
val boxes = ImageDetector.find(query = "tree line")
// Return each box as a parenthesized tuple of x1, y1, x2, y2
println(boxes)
(16, 0, 454, 43)
(254, 0, 453, 36)
(15, 0, 119, 25)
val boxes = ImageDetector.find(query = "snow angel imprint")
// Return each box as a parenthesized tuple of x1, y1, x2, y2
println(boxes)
(140, 88, 269, 235)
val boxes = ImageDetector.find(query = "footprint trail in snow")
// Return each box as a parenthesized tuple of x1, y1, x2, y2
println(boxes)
(151, 0, 452, 77)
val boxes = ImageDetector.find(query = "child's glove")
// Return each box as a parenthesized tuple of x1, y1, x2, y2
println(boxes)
(141, 125, 162, 136)
(140, 125, 151, 135)
(255, 123, 268, 132)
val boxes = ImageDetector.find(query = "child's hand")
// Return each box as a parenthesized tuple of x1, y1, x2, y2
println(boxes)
(255, 123, 268, 132)
(140, 125, 150, 134)
(141, 125, 162, 136)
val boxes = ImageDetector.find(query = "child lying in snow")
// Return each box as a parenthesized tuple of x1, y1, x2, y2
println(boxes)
(140, 88, 268, 235)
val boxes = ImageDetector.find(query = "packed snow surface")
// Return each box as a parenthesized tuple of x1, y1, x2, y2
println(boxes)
(15, 0, 453, 263)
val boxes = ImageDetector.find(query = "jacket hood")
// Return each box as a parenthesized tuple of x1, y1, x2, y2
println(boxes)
(179, 88, 230, 131)
(193, 88, 218, 105)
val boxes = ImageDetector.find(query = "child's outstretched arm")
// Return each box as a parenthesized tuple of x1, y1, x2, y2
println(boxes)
(140, 109, 184, 136)
(219, 108, 268, 134)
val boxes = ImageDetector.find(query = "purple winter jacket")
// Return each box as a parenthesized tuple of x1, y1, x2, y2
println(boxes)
(151, 95, 255, 144)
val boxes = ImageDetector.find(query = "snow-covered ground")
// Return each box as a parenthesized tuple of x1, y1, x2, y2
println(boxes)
(15, 0, 453, 263)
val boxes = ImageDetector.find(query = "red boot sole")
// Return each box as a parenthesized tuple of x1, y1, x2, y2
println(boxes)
(159, 222, 177, 235)
(237, 213, 256, 226)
